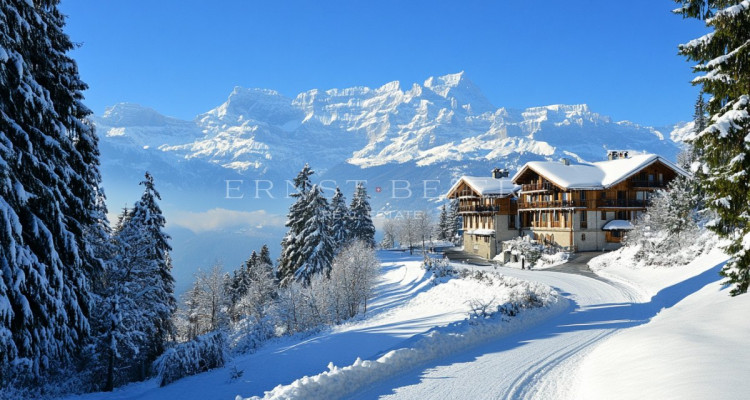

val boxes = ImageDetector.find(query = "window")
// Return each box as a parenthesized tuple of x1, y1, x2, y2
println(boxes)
(658, 173, 664, 184)
(581, 233, 586, 241)
(612, 231, 621, 238)
(580, 211, 588, 229)
(601, 211, 607, 220)
(580, 191, 586, 201)
(600, 191, 606, 199)
(508, 215, 516, 229)
(617, 211, 626, 220)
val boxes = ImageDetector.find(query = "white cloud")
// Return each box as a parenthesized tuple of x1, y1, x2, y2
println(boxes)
(168, 208, 285, 234)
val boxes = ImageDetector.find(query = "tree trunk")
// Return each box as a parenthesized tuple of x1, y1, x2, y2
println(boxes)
(104, 349, 115, 391)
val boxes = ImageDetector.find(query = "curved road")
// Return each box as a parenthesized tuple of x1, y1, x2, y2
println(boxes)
(354, 264, 647, 399)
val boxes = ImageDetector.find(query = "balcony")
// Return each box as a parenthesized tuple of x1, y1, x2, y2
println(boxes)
(521, 182, 554, 192)
(459, 204, 518, 214)
(597, 199, 650, 208)
(523, 221, 571, 229)
(630, 180, 666, 188)
(518, 199, 590, 209)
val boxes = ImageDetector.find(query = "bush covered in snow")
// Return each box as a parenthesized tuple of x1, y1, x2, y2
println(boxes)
(618, 175, 709, 268)
(153, 331, 228, 387)
(501, 237, 544, 266)
(423, 256, 458, 278)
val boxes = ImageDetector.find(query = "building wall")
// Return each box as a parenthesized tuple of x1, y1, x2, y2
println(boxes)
(464, 233, 496, 259)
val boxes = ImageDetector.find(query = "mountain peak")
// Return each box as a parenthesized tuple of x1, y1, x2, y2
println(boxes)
(100, 102, 171, 127)
(204, 86, 302, 125)
(423, 71, 494, 113)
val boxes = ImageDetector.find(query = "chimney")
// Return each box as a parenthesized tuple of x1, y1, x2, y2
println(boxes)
(607, 150, 631, 160)
(561, 158, 571, 166)
(492, 168, 509, 179)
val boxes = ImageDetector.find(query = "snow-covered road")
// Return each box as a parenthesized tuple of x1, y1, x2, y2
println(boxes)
(354, 266, 647, 399)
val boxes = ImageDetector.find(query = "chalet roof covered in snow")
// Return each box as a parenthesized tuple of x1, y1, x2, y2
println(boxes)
(602, 220, 635, 231)
(446, 176, 520, 198)
(512, 154, 688, 190)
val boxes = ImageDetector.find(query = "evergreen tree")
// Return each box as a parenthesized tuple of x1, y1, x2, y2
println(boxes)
(438, 204, 450, 240)
(676, 0, 750, 295)
(296, 185, 335, 284)
(259, 244, 273, 268)
(120, 172, 176, 374)
(1, 0, 103, 380)
(277, 165, 314, 285)
(330, 187, 351, 247)
(448, 199, 461, 244)
(348, 183, 376, 248)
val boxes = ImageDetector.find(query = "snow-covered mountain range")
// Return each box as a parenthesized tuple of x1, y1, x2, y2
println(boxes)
(94, 72, 687, 291)
(96, 71, 681, 187)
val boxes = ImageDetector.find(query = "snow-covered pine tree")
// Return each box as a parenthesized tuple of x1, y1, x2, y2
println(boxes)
(259, 244, 273, 268)
(295, 185, 335, 284)
(330, 187, 351, 248)
(1, 0, 104, 381)
(87, 204, 147, 391)
(448, 199, 461, 244)
(675, 0, 750, 295)
(277, 164, 314, 285)
(438, 204, 450, 240)
(348, 183, 376, 248)
(120, 172, 176, 373)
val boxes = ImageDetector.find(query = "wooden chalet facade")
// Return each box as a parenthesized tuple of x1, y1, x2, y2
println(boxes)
(445, 152, 689, 259)
(511, 151, 688, 252)
(445, 170, 520, 259)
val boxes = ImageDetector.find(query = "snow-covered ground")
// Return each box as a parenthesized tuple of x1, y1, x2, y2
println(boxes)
(578, 247, 748, 400)
(64, 251, 560, 400)
(65, 244, 749, 400)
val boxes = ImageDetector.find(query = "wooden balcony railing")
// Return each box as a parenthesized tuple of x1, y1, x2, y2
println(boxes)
(518, 199, 651, 209)
(459, 204, 518, 214)
(521, 182, 554, 192)
(597, 199, 650, 208)
(518, 199, 590, 209)
(630, 180, 666, 188)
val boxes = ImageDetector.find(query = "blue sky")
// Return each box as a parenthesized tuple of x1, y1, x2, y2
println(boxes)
(59, 0, 708, 127)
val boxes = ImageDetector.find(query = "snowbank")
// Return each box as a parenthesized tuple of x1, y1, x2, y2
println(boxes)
(243, 273, 566, 400)
(588, 232, 722, 298)
(576, 233, 750, 399)
(578, 253, 747, 400)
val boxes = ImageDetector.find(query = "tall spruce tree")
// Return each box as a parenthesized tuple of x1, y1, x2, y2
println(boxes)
(330, 187, 351, 247)
(1, 0, 103, 379)
(95, 208, 147, 390)
(277, 164, 314, 285)
(438, 204, 450, 240)
(448, 199, 461, 243)
(348, 183, 376, 248)
(122, 172, 176, 372)
(676, 0, 750, 295)
(296, 185, 335, 283)
(259, 244, 273, 268)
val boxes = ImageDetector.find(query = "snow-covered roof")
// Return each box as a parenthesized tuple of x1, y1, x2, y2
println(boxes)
(446, 176, 520, 198)
(602, 220, 635, 231)
(512, 154, 689, 190)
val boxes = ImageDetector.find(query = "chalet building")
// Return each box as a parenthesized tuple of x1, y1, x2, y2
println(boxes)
(445, 151, 689, 259)
(511, 151, 688, 252)
(445, 168, 520, 259)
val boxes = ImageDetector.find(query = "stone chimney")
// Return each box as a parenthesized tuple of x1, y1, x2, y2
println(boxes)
(561, 158, 571, 166)
(492, 168, 509, 179)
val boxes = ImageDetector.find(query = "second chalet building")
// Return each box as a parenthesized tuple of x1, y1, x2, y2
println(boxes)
(446, 151, 688, 259)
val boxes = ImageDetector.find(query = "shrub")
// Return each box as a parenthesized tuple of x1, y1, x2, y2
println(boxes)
(153, 331, 228, 387)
